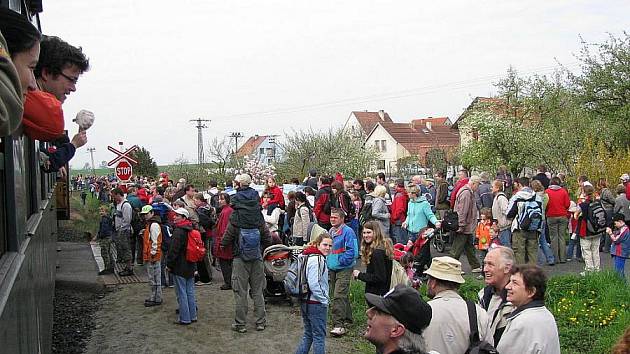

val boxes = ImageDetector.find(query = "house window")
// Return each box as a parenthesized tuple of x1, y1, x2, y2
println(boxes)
(374, 141, 380, 150)
(381, 140, 387, 152)
(259, 147, 265, 155)
(377, 160, 385, 170)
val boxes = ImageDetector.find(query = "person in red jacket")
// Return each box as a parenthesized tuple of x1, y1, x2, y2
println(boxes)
(545, 177, 571, 263)
(390, 179, 409, 243)
(450, 169, 469, 208)
(314, 176, 333, 230)
(263, 176, 285, 209)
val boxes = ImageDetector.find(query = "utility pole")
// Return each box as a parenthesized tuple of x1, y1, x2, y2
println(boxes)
(229, 131, 244, 155)
(190, 118, 210, 165)
(87, 147, 96, 174)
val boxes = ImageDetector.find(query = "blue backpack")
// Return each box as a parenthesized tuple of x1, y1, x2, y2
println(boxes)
(239, 228, 262, 261)
(517, 197, 543, 231)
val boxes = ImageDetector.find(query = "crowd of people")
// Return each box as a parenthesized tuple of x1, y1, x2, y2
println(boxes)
(84, 164, 629, 354)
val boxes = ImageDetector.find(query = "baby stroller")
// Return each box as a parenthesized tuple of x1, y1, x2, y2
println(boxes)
(263, 244, 293, 304)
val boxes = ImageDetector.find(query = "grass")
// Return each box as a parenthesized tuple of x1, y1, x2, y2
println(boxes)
(340, 272, 629, 354)
(68, 192, 104, 236)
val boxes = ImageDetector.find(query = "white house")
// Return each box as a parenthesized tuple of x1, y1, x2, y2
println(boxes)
(235, 135, 280, 165)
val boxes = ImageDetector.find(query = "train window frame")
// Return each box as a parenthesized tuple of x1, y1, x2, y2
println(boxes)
(0, 140, 5, 258)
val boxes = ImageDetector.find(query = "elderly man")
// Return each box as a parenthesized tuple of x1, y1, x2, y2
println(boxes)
(423, 257, 492, 354)
(364, 285, 434, 354)
(478, 246, 515, 345)
(450, 176, 482, 273)
(497, 265, 560, 354)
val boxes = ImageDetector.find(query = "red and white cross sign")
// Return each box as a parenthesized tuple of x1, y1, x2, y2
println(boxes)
(107, 145, 139, 166)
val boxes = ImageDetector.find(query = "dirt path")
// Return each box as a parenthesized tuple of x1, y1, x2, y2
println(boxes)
(86, 279, 358, 354)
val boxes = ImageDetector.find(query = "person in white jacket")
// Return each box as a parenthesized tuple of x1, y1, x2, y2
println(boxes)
(491, 180, 512, 247)
(497, 264, 560, 354)
(261, 191, 283, 237)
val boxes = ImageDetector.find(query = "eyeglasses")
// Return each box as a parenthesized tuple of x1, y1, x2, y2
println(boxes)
(58, 72, 79, 85)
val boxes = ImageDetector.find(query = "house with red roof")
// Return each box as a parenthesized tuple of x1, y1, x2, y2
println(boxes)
(235, 135, 280, 165)
(451, 96, 508, 147)
(343, 110, 394, 136)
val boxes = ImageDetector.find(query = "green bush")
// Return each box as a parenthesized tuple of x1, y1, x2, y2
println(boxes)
(341, 272, 629, 354)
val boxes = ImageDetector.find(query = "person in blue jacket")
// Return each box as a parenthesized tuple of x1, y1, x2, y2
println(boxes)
(327, 208, 358, 337)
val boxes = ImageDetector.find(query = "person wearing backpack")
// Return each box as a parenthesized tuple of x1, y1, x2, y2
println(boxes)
(451, 176, 483, 273)
(140, 205, 163, 307)
(327, 208, 358, 337)
(575, 184, 605, 274)
(292, 192, 314, 246)
(423, 256, 493, 354)
(497, 265, 560, 354)
(435, 171, 451, 217)
(220, 206, 273, 333)
(507, 177, 543, 265)
(294, 233, 333, 354)
(111, 188, 135, 276)
(352, 221, 393, 299)
(545, 177, 570, 263)
(166, 208, 198, 325)
(206, 179, 221, 210)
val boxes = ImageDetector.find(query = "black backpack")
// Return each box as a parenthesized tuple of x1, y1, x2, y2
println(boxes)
(197, 205, 217, 230)
(442, 210, 459, 232)
(359, 199, 374, 226)
(586, 200, 608, 235)
(209, 193, 220, 210)
(465, 300, 498, 354)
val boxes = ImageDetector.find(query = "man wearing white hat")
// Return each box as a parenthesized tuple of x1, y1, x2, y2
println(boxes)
(423, 256, 492, 354)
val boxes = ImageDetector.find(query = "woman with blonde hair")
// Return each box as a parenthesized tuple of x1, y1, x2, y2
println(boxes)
(352, 221, 393, 298)
(370, 184, 391, 235)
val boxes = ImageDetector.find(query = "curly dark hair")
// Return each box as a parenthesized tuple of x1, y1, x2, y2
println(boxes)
(34, 35, 89, 78)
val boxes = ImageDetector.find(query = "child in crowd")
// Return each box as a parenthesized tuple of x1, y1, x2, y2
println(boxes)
(350, 191, 362, 221)
(475, 208, 493, 279)
(399, 252, 420, 288)
(607, 213, 630, 278)
(566, 201, 583, 261)
(96, 205, 115, 275)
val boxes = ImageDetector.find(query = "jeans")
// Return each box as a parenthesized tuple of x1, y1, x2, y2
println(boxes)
(538, 222, 555, 265)
(329, 268, 353, 327)
(449, 232, 481, 269)
(174, 275, 197, 323)
(295, 302, 328, 354)
(566, 236, 582, 260)
(147, 261, 162, 303)
(547, 216, 568, 262)
(499, 229, 512, 248)
(232, 258, 266, 327)
(391, 224, 406, 244)
(613, 255, 626, 278)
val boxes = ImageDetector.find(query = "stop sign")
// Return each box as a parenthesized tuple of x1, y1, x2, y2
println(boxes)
(115, 159, 133, 181)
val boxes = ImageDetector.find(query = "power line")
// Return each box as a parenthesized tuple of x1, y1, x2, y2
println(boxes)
(211, 62, 580, 119)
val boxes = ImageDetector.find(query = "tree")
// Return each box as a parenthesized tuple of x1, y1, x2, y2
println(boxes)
(206, 137, 244, 183)
(425, 148, 448, 173)
(130, 146, 158, 177)
(276, 128, 379, 180)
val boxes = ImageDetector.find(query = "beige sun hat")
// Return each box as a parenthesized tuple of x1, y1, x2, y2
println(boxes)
(424, 256, 465, 284)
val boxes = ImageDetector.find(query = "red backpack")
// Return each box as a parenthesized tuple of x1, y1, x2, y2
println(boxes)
(185, 229, 206, 262)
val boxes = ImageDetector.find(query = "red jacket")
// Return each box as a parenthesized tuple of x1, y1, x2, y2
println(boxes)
(545, 186, 570, 217)
(390, 186, 409, 224)
(213, 205, 234, 260)
(313, 185, 332, 224)
(450, 178, 469, 208)
(626, 182, 630, 201)
(263, 185, 285, 208)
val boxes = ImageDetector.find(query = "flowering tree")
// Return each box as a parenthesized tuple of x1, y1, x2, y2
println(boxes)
(239, 155, 276, 184)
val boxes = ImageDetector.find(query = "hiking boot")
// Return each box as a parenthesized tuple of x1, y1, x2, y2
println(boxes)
(98, 269, 114, 275)
(256, 324, 266, 331)
(220, 284, 232, 290)
(231, 324, 247, 333)
(118, 269, 134, 277)
(144, 300, 162, 307)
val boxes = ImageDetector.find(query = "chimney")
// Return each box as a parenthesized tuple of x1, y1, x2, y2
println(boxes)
(378, 110, 385, 120)
(426, 121, 432, 131)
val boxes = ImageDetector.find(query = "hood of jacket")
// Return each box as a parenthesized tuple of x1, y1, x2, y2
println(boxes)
(302, 245, 324, 256)
(174, 219, 193, 231)
(234, 186, 259, 201)
(514, 187, 535, 200)
(409, 195, 429, 204)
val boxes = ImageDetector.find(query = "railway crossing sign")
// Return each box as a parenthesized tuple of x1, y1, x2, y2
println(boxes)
(115, 160, 133, 181)
(107, 145, 139, 166)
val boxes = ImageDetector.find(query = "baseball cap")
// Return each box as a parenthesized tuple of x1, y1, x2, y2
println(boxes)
(365, 285, 432, 334)
(173, 208, 189, 218)
(140, 205, 153, 214)
(424, 256, 465, 284)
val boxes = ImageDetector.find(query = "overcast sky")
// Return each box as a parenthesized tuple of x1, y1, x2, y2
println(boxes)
(40, 0, 629, 169)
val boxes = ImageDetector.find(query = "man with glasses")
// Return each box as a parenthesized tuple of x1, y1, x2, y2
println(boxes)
(32, 35, 90, 177)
